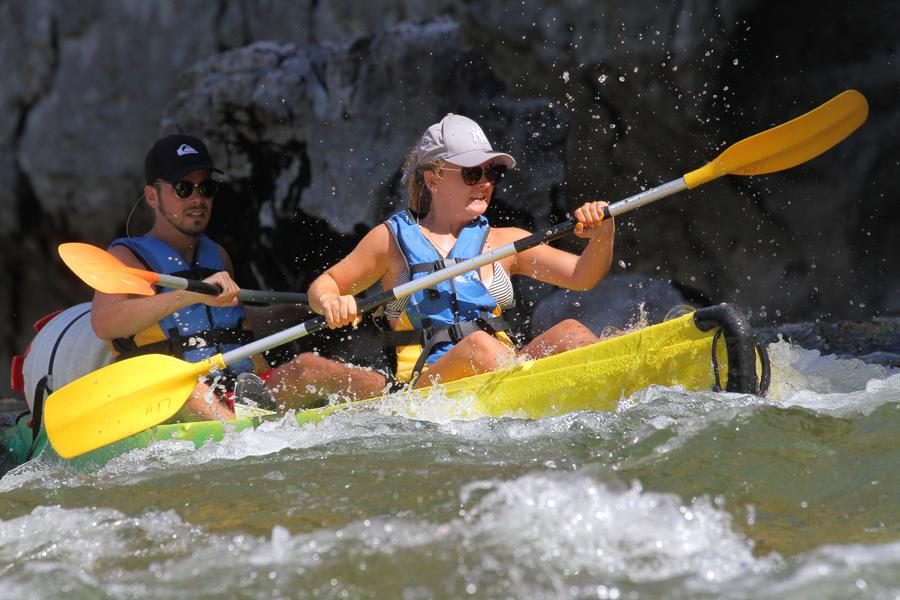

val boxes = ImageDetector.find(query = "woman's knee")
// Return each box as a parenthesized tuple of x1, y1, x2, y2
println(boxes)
(550, 319, 597, 342)
(557, 318, 593, 335)
(461, 331, 512, 366)
(523, 318, 597, 359)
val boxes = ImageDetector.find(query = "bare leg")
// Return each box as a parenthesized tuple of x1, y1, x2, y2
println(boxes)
(413, 331, 515, 389)
(266, 352, 388, 410)
(520, 318, 598, 360)
(174, 382, 236, 421)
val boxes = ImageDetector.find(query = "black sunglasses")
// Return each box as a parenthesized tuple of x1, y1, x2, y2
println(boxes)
(442, 163, 507, 186)
(160, 179, 220, 199)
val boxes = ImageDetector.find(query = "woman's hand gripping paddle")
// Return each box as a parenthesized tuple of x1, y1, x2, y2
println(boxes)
(58, 242, 308, 305)
(44, 89, 868, 459)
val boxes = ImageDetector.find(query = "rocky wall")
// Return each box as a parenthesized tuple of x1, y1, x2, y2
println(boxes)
(2, 0, 897, 398)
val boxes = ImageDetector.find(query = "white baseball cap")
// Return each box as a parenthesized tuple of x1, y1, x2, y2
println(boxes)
(415, 114, 516, 169)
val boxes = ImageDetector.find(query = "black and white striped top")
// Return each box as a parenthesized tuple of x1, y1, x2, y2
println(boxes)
(384, 261, 515, 320)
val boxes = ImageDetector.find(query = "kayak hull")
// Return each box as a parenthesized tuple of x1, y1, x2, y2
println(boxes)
(2, 303, 768, 468)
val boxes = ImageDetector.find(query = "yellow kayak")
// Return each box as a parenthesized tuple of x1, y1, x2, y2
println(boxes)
(3, 303, 767, 468)
(298, 303, 767, 426)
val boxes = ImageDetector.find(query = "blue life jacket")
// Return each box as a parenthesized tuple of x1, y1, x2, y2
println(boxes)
(108, 235, 256, 375)
(383, 210, 511, 381)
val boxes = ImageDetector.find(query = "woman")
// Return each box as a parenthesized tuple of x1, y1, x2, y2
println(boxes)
(308, 113, 615, 388)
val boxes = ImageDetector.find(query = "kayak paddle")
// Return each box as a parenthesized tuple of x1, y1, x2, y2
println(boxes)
(43, 89, 868, 459)
(58, 242, 308, 305)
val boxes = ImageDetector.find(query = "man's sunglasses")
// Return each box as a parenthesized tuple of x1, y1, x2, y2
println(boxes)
(441, 163, 507, 186)
(160, 179, 220, 199)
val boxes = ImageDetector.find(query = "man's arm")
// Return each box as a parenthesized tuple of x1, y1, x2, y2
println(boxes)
(91, 245, 240, 340)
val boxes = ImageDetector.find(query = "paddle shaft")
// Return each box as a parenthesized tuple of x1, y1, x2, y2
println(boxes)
(107, 180, 686, 310)
(217, 176, 689, 367)
(155, 273, 307, 305)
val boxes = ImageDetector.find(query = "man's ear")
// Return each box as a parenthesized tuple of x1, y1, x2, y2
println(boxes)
(144, 184, 159, 209)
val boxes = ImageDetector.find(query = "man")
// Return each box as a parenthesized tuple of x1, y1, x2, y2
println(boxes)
(91, 134, 386, 420)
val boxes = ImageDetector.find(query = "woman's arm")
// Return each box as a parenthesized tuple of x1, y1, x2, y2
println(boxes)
(502, 201, 615, 291)
(307, 224, 393, 328)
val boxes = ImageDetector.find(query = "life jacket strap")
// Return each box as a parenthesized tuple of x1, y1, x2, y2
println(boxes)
(409, 257, 463, 277)
(382, 314, 509, 347)
(409, 258, 467, 300)
(112, 327, 255, 361)
(383, 315, 511, 383)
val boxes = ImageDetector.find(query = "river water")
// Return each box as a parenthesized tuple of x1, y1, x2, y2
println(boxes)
(1, 337, 898, 599)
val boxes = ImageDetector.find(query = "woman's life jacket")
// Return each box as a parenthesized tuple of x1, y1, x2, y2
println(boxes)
(382, 210, 513, 382)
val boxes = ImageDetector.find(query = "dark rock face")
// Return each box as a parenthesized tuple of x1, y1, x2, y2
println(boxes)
(2, 2, 897, 398)
(157, 21, 565, 296)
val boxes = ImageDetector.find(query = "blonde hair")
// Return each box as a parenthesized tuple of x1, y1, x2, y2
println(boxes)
(403, 145, 446, 217)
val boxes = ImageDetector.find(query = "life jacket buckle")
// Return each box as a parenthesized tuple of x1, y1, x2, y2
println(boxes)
(447, 323, 467, 343)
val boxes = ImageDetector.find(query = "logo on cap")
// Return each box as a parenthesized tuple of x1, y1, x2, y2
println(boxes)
(469, 127, 488, 146)
(177, 144, 199, 156)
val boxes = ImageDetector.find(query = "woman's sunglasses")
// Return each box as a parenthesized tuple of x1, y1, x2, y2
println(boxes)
(441, 163, 507, 186)
(161, 179, 220, 199)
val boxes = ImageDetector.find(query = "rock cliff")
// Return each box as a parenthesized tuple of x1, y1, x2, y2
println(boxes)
(2, 1, 897, 397)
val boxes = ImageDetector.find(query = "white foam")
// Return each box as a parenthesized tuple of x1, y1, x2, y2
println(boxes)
(723, 539, 900, 598)
(765, 339, 900, 416)
(767, 338, 896, 397)
(92, 407, 425, 480)
(452, 469, 780, 586)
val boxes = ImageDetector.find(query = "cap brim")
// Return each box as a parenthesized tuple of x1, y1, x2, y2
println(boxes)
(444, 150, 516, 169)
(160, 164, 223, 183)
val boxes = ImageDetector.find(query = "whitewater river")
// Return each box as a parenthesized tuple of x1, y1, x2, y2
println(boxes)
(1, 338, 898, 599)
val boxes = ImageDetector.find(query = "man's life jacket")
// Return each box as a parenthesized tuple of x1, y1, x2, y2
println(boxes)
(382, 210, 513, 383)
(108, 235, 257, 375)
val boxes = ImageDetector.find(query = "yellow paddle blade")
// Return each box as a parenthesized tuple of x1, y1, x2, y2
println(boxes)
(44, 353, 226, 459)
(684, 89, 868, 188)
(58, 242, 159, 296)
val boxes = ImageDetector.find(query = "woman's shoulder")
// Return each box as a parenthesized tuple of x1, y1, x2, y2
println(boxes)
(357, 221, 388, 238)
(487, 224, 531, 245)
